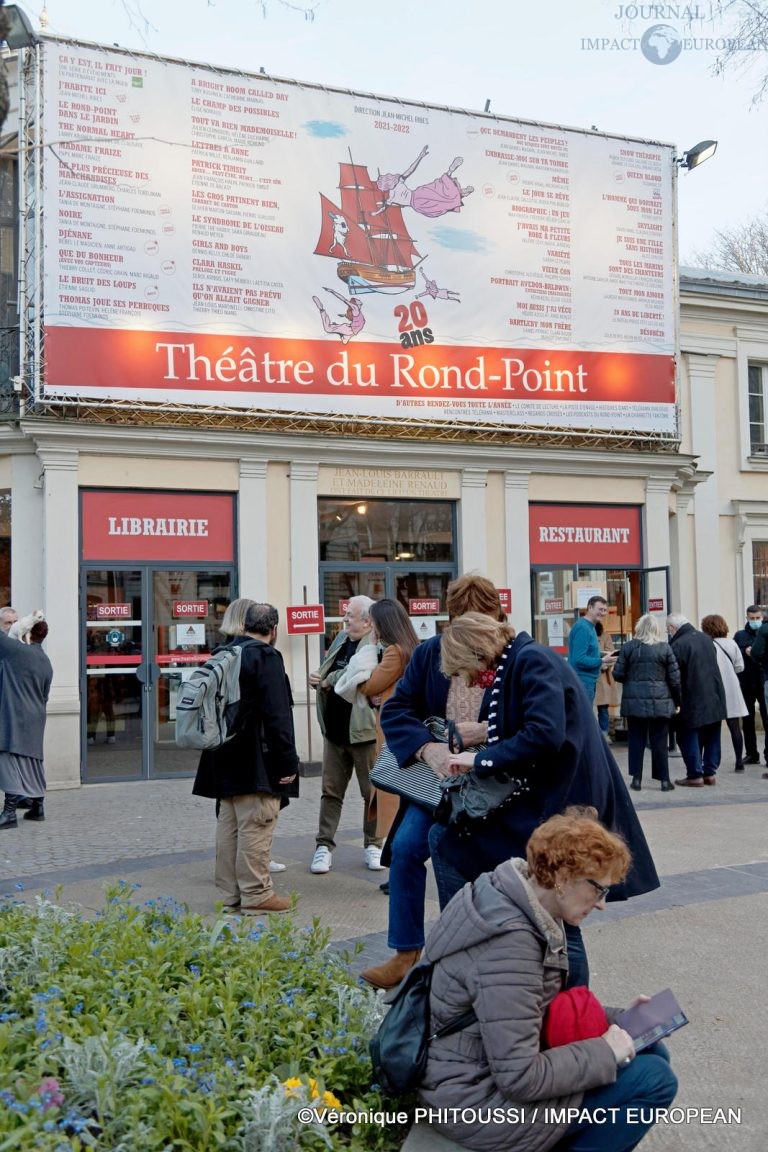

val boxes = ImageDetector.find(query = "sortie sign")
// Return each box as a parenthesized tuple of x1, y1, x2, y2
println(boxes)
(409, 598, 440, 615)
(286, 605, 326, 635)
(173, 601, 208, 618)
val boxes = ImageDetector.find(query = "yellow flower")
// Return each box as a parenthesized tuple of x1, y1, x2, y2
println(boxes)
(283, 1077, 341, 1109)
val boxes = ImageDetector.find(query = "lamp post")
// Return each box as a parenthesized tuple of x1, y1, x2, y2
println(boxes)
(677, 140, 718, 171)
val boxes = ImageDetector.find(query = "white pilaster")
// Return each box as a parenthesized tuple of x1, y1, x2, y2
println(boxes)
(459, 468, 488, 574)
(288, 462, 320, 762)
(237, 456, 268, 599)
(686, 354, 720, 617)
(671, 488, 696, 617)
(504, 471, 531, 632)
(37, 444, 80, 789)
(644, 476, 672, 569)
(11, 453, 43, 610)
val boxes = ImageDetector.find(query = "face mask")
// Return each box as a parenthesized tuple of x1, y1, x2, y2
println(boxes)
(748, 619, 762, 630)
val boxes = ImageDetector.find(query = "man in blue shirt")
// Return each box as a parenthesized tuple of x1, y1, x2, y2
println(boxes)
(567, 595, 616, 701)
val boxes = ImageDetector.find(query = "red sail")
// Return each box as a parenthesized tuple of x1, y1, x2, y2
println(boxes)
(314, 193, 373, 264)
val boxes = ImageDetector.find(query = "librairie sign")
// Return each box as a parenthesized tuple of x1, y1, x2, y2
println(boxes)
(81, 491, 235, 562)
(40, 40, 676, 436)
(286, 605, 326, 635)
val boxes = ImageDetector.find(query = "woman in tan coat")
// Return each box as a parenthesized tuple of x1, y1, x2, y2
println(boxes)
(360, 598, 419, 839)
(595, 622, 619, 739)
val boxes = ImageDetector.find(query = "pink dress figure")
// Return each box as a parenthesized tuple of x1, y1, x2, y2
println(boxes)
(312, 287, 365, 344)
(416, 268, 461, 303)
(371, 146, 474, 219)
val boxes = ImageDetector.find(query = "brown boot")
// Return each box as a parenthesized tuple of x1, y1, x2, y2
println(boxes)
(360, 950, 421, 989)
(241, 895, 292, 914)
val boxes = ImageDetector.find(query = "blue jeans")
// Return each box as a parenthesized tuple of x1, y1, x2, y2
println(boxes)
(597, 705, 610, 734)
(428, 822, 469, 911)
(428, 824, 589, 988)
(558, 1042, 677, 1151)
(387, 803, 433, 951)
(677, 722, 721, 778)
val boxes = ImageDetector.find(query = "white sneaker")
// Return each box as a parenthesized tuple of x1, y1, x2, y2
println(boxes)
(269, 860, 287, 873)
(364, 845, 384, 871)
(310, 846, 332, 874)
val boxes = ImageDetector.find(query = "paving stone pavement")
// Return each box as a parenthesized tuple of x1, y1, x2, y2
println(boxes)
(1, 741, 767, 1149)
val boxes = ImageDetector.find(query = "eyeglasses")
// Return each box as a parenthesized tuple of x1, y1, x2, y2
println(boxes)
(584, 878, 611, 901)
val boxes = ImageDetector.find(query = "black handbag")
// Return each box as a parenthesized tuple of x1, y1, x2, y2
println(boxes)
(435, 766, 530, 831)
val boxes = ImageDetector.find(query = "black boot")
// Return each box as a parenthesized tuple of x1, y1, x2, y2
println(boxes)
(0, 794, 19, 829)
(630, 776, 642, 791)
(15, 797, 33, 809)
(23, 798, 45, 822)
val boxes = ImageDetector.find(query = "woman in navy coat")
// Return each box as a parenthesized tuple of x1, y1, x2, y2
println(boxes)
(436, 614, 660, 983)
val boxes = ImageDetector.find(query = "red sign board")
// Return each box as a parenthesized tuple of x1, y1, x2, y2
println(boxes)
(81, 491, 235, 563)
(529, 505, 642, 566)
(648, 598, 665, 612)
(544, 598, 564, 613)
(498, 588, 512, 615)
(95, 603, 131, 619)
(286, 604, 326, 635)
(409, 598, 440, 615)
(173, 600, 208, 618)
(338, 599, 350, 617)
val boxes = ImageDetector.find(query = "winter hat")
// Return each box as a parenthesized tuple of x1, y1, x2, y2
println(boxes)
(542, 986, 609, 1048)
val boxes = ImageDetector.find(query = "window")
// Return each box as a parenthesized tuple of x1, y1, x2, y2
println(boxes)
(748, 363, 768, 455)
(753, 542, 768, 606)
(318, 499, 455, 563)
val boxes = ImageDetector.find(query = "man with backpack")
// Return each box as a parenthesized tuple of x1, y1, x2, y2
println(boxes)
(192, 601, 299, 913)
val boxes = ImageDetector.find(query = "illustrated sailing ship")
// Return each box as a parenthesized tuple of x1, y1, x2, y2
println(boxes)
(314, 156, 421, 295)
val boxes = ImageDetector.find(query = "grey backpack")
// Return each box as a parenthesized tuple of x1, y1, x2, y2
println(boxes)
(175, 643, 250, 751)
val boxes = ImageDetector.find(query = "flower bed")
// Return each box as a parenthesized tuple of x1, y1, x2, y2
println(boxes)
(0, 884, 408, 1151)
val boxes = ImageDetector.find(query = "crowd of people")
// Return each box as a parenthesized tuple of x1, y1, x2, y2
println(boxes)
(11, 583, 768, 1149)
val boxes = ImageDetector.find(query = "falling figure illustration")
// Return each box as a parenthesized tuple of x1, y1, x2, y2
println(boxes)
(313, 287, 366, 343)
(371, 146, 474, 219)
(416, 268, 461, 303)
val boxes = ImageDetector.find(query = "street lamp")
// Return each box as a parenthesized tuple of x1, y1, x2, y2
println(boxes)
(677, 140, 717, 171)
(1, 4, 36, 49)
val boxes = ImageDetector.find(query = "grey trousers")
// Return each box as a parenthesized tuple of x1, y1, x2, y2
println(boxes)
(316, 737, 381, 850)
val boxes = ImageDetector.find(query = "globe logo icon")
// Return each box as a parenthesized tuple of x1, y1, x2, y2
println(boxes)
(641, 24, 683, 65)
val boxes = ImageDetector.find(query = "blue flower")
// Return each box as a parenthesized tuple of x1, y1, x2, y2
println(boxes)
(14, 883, 23, 891)
(188, 964, 201, 977)
(187, 1043, 202, 1053)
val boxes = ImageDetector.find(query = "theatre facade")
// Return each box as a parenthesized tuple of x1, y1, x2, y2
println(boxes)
(0, 36, 715, 786)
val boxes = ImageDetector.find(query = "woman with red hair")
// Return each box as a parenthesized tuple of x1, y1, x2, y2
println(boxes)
(420, 809, 677, 1152)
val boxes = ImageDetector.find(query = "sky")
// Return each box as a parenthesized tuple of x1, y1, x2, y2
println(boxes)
(30, 0, 768, 264)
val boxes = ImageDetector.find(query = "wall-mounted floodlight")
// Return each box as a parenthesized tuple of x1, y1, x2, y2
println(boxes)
(677, 139, 717, 170)
(2, 4, 36, 49)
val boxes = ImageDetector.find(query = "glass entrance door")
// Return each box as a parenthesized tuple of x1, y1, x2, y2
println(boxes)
(151, 570, 232, 776)
(83, 566, 234, 781)
(84, 569, 145, 781)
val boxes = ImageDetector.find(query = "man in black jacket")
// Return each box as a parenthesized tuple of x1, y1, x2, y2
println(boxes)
(733, 605, 768, 766)
(193, 602, 299, 913)
(667, 614, 727, 786)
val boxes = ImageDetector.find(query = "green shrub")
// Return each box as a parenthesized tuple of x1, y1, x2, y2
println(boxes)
(0, 884, 408, 1151)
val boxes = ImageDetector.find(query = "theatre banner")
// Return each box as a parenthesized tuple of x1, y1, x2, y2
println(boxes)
(40, 39, 677, 434)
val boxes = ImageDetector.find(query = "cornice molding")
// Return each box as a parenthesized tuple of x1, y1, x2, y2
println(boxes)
(289, 461, 319, 483)
(679, 333, 736, 358)
(19, 419, 698, 486)
(461, 468, 488, 489)
(238, 457, 268, 481)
